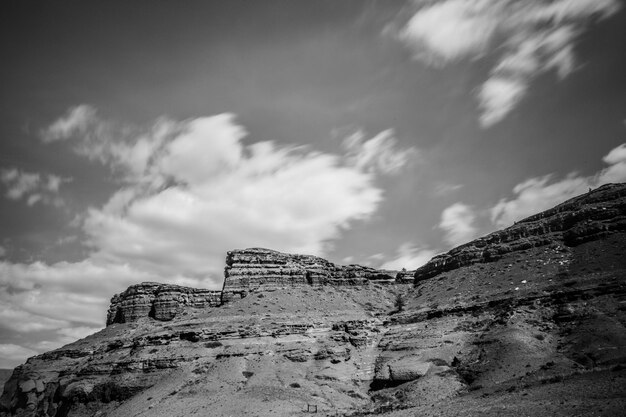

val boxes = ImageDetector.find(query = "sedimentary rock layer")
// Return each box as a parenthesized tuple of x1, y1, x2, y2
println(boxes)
(414, 183, 626, 282)
(222, 247, 396, 297)
(2, 184, 626, 417)
(106, 282, 221, 325)
(107, 251, 399, 324)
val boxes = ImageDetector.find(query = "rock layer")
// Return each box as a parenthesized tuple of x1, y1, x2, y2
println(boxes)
(106, 282, 221, 325)
(414, 183, 626, 282)
(222, 247, 396, 298)
(106, 251, 400, 324)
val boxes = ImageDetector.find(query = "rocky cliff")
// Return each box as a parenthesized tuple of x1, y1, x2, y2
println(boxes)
(105, 250, 400, 326)
(414, 183, 626, 282)
(222, 247, 397, 299)
(106, 282, 222, 326)
(2, 184, 626, 417)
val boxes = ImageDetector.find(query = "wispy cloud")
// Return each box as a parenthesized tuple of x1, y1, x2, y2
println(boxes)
(40, 104, 99, 143)
(341, 129, 416, 175)
(393, 0, 621, 126)
(433, 182, 464, 196)
(380, 242, 437, 270)
(0, 168, 70, 207)
(439, 202, 480, 246)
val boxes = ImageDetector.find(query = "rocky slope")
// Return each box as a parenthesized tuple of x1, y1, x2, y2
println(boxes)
(1, 183, 626, 417)
(414, 183, 626, 281)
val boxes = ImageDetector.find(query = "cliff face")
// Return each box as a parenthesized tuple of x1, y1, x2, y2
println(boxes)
(222, 248, 397, 299)
(414, 183, 626, 282)
(2, 184, 626, 417)
(105, 250, 399, 325)
(106, 282, 222, 325)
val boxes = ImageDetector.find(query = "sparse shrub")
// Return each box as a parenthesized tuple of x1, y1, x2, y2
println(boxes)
(394, 293, 406, 312)
(205, 341, 223, 348)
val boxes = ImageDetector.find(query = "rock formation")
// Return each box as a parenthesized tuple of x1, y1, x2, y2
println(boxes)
(2, 184, 626, 417)
(414, 183, 626, 282)
(223, 247, 397, 298)
(104, 250, 400, 325)
(106, 282, 221, 325)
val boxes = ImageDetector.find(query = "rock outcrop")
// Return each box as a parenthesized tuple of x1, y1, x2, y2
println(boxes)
(106, 282, 221, 325)
(222, 248, 397, 299)
(2, 184, 626, 417)
(414, 183, 626, 282)
(105, 250, 400, 325)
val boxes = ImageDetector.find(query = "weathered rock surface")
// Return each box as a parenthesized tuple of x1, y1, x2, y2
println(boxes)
(222, 247, 397, 299)
(2, 184, 626, 417)
(414, 183, 626, 282)
(106, 251, 400, 325)
(106, 282, 221, 325)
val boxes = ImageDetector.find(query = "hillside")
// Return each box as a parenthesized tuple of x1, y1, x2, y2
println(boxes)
(1, 183, 625, 416)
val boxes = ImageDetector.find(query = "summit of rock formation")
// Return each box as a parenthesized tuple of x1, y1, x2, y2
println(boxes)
(222, 247, 398, 299)
(2, 183, 626, 417)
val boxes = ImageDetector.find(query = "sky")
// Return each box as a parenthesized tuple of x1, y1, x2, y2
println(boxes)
(1, 0, 625, 368)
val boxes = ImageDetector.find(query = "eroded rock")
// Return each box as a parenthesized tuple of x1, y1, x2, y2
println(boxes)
(106, 282, 222, 325)
(222, 247, 397, 297)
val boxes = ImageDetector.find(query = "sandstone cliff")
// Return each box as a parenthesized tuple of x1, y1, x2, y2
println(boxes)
(106, 282, 222, 326)
(222, 247, 397, 300)
(105, 250, 399, 326)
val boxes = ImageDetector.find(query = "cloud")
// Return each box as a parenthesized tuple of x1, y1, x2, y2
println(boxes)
(79, 117, 388, 282)
(439, 202, 479, 246)
(1, 169, 39, 200)
(341, 129, 416, 175)
(433, 182, 464, 196)
(37, 108, 415, 283)
(0, 259, 160, 325)
(0, 305, 69, 333)
(379, 242, 437, 270)
(490, 142, 626, 227)
(399, 0, 499, 64)
(0, 344, 38, 369)
(0, 258, 163, 366)
(477, 77, 527, 127)
(1, 106, 411, 366)
(40, 104, 99, 143)
(0, 168, 70, 207)
(393, 0, 621, 126)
